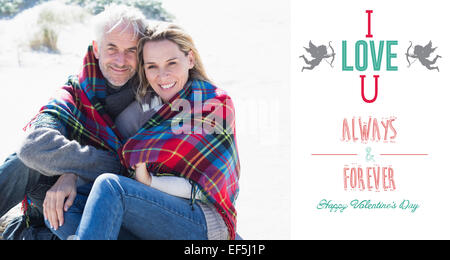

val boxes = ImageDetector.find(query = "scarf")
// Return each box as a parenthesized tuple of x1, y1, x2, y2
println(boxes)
(28, 45, 240, 239)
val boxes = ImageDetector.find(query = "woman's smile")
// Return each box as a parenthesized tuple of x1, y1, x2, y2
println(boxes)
(160, 82, 177, 90)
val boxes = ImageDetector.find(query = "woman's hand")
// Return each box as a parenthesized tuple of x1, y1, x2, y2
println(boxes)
(134, 162, 152, 186)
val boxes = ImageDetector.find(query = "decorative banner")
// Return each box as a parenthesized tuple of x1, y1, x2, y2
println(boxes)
(291, 0, 450, 239)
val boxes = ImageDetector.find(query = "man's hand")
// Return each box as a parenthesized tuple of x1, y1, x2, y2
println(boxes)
(43, 173, 77, 230)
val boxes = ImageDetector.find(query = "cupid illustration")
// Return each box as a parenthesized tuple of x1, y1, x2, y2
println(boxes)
(299, 41, 335, 72)
(405, 41, 442, 72)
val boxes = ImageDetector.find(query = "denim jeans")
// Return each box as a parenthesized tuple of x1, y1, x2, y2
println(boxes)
(0, 153, 57, 217)
(44, 181, 139, 240)
(48, 173, 208, 240)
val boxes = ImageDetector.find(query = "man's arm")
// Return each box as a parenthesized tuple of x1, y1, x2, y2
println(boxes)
(17, 113, 126, 182)
(17, 113, 126, 230)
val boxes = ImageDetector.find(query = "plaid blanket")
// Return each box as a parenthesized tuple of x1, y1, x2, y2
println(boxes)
(28, 45, 240, 239)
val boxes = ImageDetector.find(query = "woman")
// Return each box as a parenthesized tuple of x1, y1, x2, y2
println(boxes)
(59, 22, 240, 240)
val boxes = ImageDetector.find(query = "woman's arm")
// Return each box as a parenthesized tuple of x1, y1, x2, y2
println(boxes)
(134, 163, 203, 200)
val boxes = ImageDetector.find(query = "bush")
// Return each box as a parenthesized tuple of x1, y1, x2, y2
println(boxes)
(65, 0, 173, 21)
(28, 2, 90, 53)
(10, 0, 172, 53)
(0, 0, 22, 17)
(29, 23, 59, 52)
(0, 0, 47, 18)
(1, 0, 173, 21)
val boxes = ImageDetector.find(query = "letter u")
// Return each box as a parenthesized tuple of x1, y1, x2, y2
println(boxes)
(360, 75, 379, 103)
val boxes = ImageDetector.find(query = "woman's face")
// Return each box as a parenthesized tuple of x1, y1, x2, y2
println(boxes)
(143, 39, 195, 102)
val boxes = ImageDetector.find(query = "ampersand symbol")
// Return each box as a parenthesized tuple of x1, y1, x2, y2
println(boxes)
(366, 147, 375, 162)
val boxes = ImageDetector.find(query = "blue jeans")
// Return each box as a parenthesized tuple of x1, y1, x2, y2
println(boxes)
(0, 153, 57, 217)
(48, 173, 208, 240)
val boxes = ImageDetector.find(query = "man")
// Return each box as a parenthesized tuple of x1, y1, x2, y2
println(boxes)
(0, 4, 147, 238)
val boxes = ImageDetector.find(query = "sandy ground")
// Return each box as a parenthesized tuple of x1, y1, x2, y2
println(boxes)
(0, 0, 290, 239)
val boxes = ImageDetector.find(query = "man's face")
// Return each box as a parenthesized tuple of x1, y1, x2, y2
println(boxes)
(93, 22, 138, 88)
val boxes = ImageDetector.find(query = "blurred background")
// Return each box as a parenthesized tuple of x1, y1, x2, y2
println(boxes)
(0, 0, 290, 239)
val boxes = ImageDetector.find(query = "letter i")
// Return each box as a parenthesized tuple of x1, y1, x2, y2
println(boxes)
(366, 10, 373, 38)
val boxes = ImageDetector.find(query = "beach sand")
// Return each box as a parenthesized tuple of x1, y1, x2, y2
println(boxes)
(0, 0, 290, 239)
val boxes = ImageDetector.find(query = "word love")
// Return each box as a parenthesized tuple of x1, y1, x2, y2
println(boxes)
(342, 40, 398, 71)
(341, 116, 397, 143)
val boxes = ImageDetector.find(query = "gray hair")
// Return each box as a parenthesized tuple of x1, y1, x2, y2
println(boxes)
(93, 4, 147, 47)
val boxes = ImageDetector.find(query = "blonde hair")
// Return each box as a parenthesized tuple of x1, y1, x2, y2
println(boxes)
(136, 22, 212, 101)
